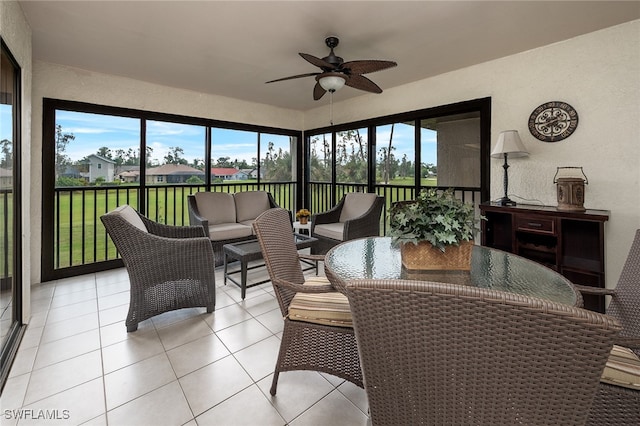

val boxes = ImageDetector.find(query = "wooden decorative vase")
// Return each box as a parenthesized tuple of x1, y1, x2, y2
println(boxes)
(400, 240, 474, 272)
(299, 216, 309, 225)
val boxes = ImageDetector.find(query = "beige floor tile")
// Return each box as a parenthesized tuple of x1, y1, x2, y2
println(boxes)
(46, 300, 98, 325)
(33, 329, 101, 370)
(24, 350, 103, 405)
(204, 303, 253, 332)
(155, 315, 213, 351)
(150, 307, 208, 330)
(215, 318, 272, 353)
(106, 381, 192, 426)
(195, 384, 286, 426)
(179, 355, 253, 416)
(97, 291, 130, 311)
(233, 335, 280, 382)
(40, 312, 99, 344)
(254, 308, 285, 334)
(0, 372, 30, 412)
(50, 288, 97, 309)
(289, 389, 369, 426)
(8, 346, 37, 378)
(166, 333, 230, 378)
(256, 371, 335, 422)
(101, 328, 166, 374)
(103, 352, 176, 410)
(19, 378, 105, 426)
(239, 292, 279, 317)
(97, 304, 129, 328)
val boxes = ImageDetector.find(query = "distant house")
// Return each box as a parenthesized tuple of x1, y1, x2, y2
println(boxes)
(241, 168, 258, 179)
(87, 154, 115, 183)
(116, 165, 140, 183)
(146, 164, 205, 184)
(211, 167, 240, 181)
(0, 167, 12, 187)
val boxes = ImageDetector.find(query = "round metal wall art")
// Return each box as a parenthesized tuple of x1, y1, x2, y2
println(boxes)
(528, 101, 579, 142)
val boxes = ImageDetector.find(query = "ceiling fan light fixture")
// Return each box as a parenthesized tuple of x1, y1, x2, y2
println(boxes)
(317, 72, 346, 92)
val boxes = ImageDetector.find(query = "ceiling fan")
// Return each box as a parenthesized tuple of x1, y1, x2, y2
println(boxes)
(266, 36, 398, 100)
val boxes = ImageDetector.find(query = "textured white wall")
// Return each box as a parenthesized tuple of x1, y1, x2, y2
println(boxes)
(1, 0, 33, 321)
(305, 20, 640, 289)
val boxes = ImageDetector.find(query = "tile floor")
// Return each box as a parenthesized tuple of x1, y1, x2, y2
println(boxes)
(1, 262, 370, 426)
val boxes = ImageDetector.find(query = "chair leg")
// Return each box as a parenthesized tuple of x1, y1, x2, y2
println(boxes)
(126, 322, 138, 332)
(270, 371, 280, 396)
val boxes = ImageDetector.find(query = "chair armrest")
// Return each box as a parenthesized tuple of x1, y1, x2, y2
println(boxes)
(187, 195, 210, 237)
(273, 278, 335, 293)
(311, 198, 345, 228)
(140, 215, 206, 238)
(299, 253, 325, 262)
(573, 284, 616, 297)
(615, 336, 640, 351)
(343, 196, 384, 240)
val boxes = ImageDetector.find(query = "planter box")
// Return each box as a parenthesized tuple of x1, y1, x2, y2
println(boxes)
(400, 240, 474, 272)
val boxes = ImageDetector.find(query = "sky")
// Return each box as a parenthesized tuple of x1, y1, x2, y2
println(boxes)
(54, 110, 437, 167)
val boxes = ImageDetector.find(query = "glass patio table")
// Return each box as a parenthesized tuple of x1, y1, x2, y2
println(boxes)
(324, 237, 582, 307)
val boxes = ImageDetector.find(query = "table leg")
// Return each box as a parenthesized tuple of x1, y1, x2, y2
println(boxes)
(223, 254, 228, 285)
(241, 259, 248, 300)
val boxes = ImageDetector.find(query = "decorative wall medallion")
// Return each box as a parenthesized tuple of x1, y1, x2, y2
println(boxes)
(528, 101, 579, 142)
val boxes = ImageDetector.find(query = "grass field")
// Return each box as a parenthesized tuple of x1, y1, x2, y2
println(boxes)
(46, 177, 440, 270)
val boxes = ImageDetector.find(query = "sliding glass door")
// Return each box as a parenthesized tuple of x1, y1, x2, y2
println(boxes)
(0, 40, 23, 389)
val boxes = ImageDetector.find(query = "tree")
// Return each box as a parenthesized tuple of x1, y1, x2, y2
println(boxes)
(0, 139, 12, 169)
(55, 124, 75, 179)
(96, 146, 112, 159)
(164, 146, 188, 165)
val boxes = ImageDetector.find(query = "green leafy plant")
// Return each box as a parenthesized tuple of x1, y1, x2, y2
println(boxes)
(389, 188, 482, 251)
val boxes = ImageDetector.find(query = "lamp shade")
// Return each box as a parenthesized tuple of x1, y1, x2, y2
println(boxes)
(491, 130, 529, 158)
(318, 72, 346, 92)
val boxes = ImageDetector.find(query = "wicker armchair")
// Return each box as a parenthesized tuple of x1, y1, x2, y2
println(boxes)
(576, 229, 640, 425)
(345, 279, 621, 426)
(311, 192, 384, 254)
(101, 205, 216, 332)
(252, 208, 363, 395)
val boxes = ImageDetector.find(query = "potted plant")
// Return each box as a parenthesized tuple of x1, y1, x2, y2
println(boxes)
(388, 188, 482, 272)
(296, 208, 311, 224)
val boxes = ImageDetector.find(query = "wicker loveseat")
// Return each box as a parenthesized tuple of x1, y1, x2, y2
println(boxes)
(187, 190, 280, 266)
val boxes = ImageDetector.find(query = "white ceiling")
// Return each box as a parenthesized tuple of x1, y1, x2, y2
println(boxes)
(19, 1, 640, 111)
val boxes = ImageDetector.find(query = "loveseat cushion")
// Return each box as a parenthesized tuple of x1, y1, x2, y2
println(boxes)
(194, 192, 236, 225)
(234, 191, 272, 223)
(288, 277, 353, 327)
(208, 223, 253, 241)
(313, 223, 345, 241)
(339, 193, 379, 222)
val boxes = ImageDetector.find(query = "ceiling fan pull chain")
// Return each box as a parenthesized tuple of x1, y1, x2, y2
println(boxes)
(329, 91, 334, 126)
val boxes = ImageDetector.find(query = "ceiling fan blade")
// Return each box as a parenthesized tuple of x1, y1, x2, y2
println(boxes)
(313, 82, 326, 100)
(341, 60, 398, 75)
(345, 74, 383, 94)
(299, 53, 336, 71)
(265, 72, 320, 84)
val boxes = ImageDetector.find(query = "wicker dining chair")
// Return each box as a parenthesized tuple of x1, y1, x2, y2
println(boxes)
(576, 229, 640, 425)
(252, 208, 363, 395)
(101, 205, 216, 332)
(345, 279, 621, 426)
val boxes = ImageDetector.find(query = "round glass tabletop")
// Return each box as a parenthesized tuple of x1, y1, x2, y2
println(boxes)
(324, 237, 580, 307)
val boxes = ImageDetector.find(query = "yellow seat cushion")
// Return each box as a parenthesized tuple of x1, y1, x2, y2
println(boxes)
(601, 345, 640, 390)
(288, 277, 352, 327)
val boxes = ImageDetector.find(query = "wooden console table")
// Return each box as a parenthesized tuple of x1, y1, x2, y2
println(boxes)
(479, 202, 609, 312)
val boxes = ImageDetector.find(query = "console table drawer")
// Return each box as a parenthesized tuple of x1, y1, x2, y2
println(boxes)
(516, 216, 556, 235)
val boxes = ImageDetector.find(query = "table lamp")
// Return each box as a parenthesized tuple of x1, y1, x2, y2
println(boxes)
(491, 130, 529, 206)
